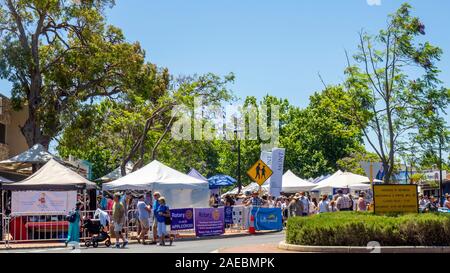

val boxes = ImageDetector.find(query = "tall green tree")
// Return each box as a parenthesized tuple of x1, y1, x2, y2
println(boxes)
(0, 0, 144, 148)
(345, 3, 449, 183)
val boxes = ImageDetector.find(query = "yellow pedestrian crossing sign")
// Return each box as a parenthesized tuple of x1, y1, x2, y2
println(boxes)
(247, 159, 273, 186)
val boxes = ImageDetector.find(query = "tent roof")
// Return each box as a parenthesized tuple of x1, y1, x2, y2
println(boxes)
(187, 168, 208, 182)
(0, 175, 13, 184)
(102, 160, 208, 191)
(282, 170, 316, 192)
(97, 162, 134, 182)
(312, 171, 376, 191)
(0, 144, 58, 173)
(2, 159, 97, 191)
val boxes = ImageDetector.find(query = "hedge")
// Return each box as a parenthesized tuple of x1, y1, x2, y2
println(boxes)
(286, 212, 450, 246)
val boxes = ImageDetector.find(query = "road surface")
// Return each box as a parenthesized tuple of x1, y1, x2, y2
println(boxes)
(4, 232, 286, 253)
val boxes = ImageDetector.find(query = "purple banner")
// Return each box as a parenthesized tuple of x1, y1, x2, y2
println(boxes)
(194, 207, 225, 237)
(170, 208, 194, 231)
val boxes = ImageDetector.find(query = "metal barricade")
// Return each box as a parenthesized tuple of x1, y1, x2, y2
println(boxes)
(5, 213, 69, 244)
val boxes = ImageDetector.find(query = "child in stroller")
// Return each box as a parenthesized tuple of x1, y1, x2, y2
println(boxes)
(83, 209, 112, 248)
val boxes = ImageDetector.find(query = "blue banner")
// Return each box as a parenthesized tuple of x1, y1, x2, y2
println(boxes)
(251, 207, 282, 231)
(170, 208, 194, 231)
(224, 206, 233, 224)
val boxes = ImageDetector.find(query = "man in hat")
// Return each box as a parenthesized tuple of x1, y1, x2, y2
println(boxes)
(288, 194, 304, 217)
(245, 191, 265, 207)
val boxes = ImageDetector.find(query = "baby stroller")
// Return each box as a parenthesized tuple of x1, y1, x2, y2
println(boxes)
(83, 218, 111, 248)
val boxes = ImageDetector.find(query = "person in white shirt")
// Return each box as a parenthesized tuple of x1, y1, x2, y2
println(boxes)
(299, 192, 310, 216)
(318, 195, 330, 213)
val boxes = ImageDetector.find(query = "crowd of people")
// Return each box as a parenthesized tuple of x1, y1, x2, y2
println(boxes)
(61, 189, 450, 248)
(66, 191, 173, 248)
(216, 189, 370, 225)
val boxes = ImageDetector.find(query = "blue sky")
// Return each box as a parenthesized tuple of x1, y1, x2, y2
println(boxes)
(1, 0, 448, 111)
(0, 0, 448, 156)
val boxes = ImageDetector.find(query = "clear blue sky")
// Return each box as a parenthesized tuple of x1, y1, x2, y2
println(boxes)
(0, 0, 449, 153)
(1, 0, 448, 111)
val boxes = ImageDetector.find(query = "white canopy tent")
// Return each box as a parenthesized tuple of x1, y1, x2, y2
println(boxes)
(102, 160, 209, 208)
(97, 162, 134, 183)
(348, 183, 372, 191)
(0, 144, 57, 174)
(222, 182, 269, 197)
(312, 171, 382, 193)
(2, 159, 97, 191)
(281, 170, 316, 193)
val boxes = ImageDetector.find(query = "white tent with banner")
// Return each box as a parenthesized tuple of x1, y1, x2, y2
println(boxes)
(281, 170, 316, 193)
(312, 171, 382, 193)
(102, 160, 209, 208)
(2, 159, 97, 216)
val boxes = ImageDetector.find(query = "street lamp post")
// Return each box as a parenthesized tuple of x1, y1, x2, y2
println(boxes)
(234, 129, 242, 194)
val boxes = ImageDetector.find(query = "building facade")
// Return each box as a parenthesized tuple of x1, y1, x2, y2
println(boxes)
(0, 94, 28, 161)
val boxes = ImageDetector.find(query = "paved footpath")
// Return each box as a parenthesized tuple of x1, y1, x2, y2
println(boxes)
(1, 231, 288, 253)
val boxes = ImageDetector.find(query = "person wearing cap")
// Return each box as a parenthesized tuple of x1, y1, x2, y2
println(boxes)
(151, 192, 161, 244)
(111, 193, 128, 248)
(155, 196, 173, 246)
(136, 195, 152, 245)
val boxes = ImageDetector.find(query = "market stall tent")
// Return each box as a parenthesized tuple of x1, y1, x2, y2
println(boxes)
(102, 160, 209, 208)
(187, 168, 208, 182)
(0, 144, 57, 174)
(97, 162, 134, 183)
(2, 159, 97, 191)
(312, 171, 382, 192)
(281, 170, 316, 193)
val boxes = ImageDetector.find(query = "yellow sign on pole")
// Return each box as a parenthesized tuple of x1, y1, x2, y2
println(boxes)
(247, 159, 273, 186)
(373, 185, 419, 215)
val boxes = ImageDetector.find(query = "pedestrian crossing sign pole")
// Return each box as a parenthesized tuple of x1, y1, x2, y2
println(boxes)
(247, 159, 273, 191)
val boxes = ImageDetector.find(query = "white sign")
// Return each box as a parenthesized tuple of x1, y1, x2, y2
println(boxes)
(11, 191, 77, 215)
(261, 148, 285, 197)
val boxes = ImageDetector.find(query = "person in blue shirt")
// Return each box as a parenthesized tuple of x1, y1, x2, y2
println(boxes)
(151, 192, 161, 244)
(156, 196, 172, 246)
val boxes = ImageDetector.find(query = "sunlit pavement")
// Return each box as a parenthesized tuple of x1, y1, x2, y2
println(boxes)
(3, 231, 286, 253)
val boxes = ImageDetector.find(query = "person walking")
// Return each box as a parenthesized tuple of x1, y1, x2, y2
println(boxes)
(245, 191, 265, 207)
(155, 197, 172, 246)
(136, 195, 151, 245)
(65, 201, 82, 248)
(336, 190, 352, 211)
(299, 192, 309, 216)
(287, 194, 304, 217)
(318, 195, 330, 213)
(111, 193, 128, 248)
(151, 192, 161, 244)
(357, 193, 367, 212)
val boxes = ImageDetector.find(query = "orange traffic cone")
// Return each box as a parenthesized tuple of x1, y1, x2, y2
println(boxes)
(249, 214, 256, 234)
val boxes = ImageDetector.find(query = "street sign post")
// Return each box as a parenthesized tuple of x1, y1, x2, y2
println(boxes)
(247, 159, 273, 188)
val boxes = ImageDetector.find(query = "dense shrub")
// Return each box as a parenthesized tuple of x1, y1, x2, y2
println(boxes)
(286, 212, 450, 246)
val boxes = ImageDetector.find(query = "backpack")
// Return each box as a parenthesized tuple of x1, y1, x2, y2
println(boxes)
(66, 210, 77, 223)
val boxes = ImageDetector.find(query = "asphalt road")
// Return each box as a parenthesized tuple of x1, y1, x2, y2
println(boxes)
(4, 232, 286, 253)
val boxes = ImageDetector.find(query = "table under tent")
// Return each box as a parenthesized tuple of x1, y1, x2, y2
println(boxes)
(1, 159, 96, 242)
(102, 160, 210, 209)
